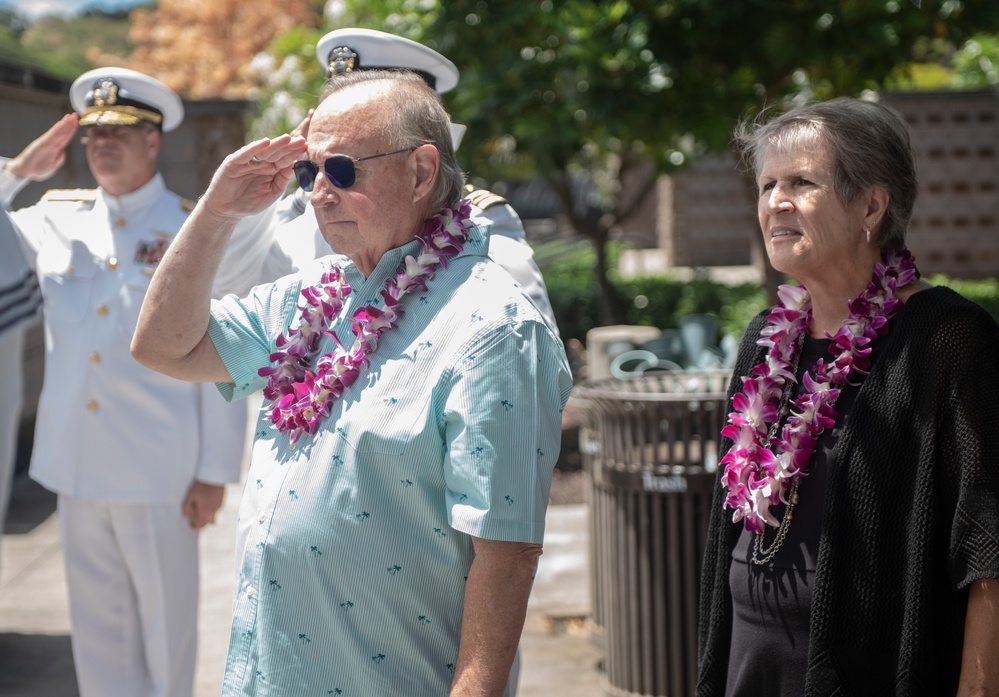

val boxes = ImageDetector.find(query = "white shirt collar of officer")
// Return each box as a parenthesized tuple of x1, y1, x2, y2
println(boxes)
(100, 172, 166, 219)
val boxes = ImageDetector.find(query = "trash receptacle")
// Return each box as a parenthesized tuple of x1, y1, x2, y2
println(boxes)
(573, 369, 731, 697)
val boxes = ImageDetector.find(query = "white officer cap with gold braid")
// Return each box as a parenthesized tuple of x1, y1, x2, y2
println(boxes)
(70, 67, 184, 133)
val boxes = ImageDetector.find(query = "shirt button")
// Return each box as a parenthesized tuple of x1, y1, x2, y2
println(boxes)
(89, 352, 100, 364)
(97, 305, 109, 317)
(115, 217, 126, 227)
(107, 256, 118, 269)
(258, 514, 266, 524)
(87, 400, 98, 412)
(246, 585, 256, 598)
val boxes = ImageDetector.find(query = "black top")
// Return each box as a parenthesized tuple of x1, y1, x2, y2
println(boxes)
(697, 287, 999, 697)
(724, 331, 878, 696)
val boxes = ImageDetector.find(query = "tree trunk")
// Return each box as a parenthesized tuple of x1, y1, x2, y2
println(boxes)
(590, 226, 624, 325)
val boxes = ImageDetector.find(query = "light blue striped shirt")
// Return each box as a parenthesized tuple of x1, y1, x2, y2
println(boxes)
(207, 222, 572, 696)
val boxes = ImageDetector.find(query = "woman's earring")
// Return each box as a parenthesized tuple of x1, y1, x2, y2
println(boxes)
(866, 227, 871, 244)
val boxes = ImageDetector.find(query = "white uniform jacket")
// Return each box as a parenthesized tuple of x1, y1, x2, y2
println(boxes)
(0, 170, 262, 503)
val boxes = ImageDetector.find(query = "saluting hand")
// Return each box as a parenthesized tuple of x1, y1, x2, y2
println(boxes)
(200, 134, 307, 220)
(3, 113, 79, 182)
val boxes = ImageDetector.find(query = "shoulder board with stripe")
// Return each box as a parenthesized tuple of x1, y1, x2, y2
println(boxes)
(463, 185, 508, 211)
(41, 188, 97, 202)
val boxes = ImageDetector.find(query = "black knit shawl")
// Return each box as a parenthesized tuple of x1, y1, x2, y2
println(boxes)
(697, 286, 999, 696)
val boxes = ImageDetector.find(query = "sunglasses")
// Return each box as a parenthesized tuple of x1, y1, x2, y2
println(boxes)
(293, 147, 414, 191)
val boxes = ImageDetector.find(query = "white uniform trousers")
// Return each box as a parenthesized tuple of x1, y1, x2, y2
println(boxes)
(0, 329, 24, 546)
(58, 495, 199, 697)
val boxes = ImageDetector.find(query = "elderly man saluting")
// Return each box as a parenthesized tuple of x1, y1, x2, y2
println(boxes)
(133, 70, 571, 696)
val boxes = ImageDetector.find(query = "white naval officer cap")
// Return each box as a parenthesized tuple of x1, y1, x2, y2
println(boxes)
(70, 67, 184, 133)
(316, 28, 465, 147)
(315, 28, 460, 94)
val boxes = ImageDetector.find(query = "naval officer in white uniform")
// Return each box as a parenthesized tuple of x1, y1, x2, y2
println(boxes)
(267, 28, 558, 333)
(0, 67, 259, 697)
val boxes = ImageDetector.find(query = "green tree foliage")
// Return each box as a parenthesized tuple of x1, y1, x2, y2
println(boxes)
(252, 1, 999, 323)
(951, 33, 999, 87)
(0, 7, 138, 79)
(0, 7, 29, 38)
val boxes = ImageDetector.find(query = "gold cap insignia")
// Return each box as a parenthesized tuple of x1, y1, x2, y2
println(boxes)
(92, 78, 119, 108)
(328, 46, 358, 75)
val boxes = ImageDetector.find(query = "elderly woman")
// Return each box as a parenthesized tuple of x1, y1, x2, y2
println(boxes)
(697, 98, 999, 696)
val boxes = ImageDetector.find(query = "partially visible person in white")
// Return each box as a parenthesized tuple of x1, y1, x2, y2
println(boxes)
(0, 208, 42, 571)
(267, 28, 558, 336)
(0, 67, 264, 697)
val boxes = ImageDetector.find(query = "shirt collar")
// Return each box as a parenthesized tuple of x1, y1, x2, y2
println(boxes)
(99, 172, 165, 218)
(336, 220, 490, 285)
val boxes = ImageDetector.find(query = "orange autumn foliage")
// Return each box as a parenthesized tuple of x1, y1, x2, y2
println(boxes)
(99, 0, 321, 99)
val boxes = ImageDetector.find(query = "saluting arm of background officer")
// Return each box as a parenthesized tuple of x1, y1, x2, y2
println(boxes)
(0, 114, 79, 208)
(131, 134, 307, 383)
(2, 114, 79, 183)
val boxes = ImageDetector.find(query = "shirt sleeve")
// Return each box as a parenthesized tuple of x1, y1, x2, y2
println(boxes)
(194, 380, 247, 484)
(211, 202, 281, 299)
(945, 338, 999, 589)
(206, 275, 303, 402)
(441, 317, 572, 544)
(0, 158, 30, 209)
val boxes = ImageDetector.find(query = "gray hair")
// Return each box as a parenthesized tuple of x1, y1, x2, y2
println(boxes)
(321, 70, 466, 211)
(733, 97, 917, 250)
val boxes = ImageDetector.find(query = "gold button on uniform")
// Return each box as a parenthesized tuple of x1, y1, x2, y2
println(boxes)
(89, 352, 100, 364)
(87, 400, 98, 412)
(115, 217, 126, 227)
(108, 257, 118, 269)
(97, 305, 109, 316)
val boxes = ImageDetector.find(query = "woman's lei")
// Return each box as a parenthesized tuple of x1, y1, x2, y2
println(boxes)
(720, 248, 919, 534)
(258, 200, 473, 445)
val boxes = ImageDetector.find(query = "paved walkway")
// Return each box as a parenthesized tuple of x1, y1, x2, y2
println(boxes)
(0, 474, 604, 696)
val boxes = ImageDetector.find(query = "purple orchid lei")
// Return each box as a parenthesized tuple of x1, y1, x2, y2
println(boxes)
(720, 247, 920, 534)
(258, 200, 473, 445)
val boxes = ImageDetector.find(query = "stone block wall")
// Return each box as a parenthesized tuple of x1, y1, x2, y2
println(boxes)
(658, 90, 999, 280)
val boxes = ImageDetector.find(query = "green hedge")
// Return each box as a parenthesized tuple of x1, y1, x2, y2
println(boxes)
(539, 242, 767, 344)
(929, 274, 999, 323)
(539, 243, 999, 345)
